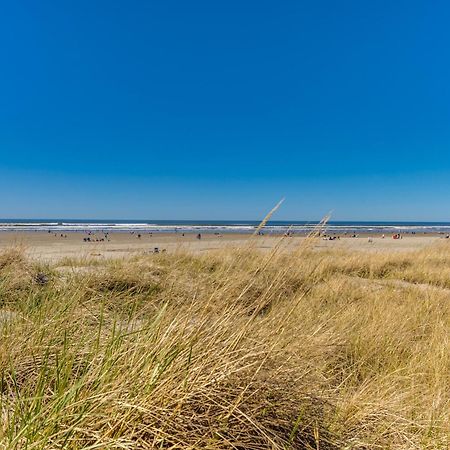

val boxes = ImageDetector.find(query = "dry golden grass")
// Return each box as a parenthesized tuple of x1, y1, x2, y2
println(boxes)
(0, 236, 448, 449)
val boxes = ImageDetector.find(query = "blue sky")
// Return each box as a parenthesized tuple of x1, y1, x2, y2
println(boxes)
(1, 1, 450, 220)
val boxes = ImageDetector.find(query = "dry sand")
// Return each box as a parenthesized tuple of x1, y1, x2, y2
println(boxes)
(0, 231, 444, 263)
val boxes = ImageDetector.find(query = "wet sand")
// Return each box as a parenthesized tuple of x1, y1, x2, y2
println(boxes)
(0, 232, 444, 262)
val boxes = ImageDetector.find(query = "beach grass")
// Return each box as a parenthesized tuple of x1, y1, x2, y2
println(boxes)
(0, 238, 448, 449)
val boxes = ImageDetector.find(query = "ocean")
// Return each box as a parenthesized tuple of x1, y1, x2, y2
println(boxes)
(0, 219, 449, 234)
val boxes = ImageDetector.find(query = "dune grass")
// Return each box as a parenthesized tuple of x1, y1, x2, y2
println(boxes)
(0, 237, 448, 449)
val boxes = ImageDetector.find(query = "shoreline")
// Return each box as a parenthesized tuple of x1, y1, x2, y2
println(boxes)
(2, 220, 450, 235)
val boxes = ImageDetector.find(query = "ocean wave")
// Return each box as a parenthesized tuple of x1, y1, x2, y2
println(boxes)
(1, 221, 450, 233)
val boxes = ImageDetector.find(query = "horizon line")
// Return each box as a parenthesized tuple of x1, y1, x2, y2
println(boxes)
(1, 218, 450, 224)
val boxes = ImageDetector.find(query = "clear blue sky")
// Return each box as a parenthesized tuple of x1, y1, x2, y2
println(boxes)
(1, 1, 450, 220)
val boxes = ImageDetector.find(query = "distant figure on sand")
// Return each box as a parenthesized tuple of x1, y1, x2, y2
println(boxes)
(197, 233, 202, 240)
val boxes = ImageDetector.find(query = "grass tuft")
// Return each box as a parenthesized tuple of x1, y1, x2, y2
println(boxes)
(0, 238, 448, 448)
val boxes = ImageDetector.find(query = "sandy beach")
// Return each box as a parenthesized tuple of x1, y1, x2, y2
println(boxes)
(0, 231, 443, 262)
